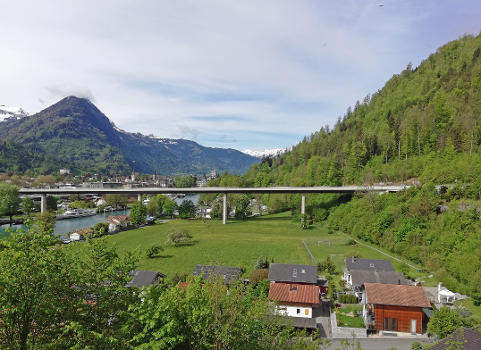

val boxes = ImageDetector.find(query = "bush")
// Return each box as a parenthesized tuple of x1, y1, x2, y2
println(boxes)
(338, 294, 357, 304)
(93, 222, 109, 237)
(249, 269, 269, 284)
(411, 341, 422, 350)
(346, 239, 357, 246)
(255, 256, 270, 269)
(146, 244, 164, 258)
(165, 230, 193, 247)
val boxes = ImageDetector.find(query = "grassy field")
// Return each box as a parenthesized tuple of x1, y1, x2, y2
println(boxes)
(68, 211, 440, 285)
(70, 212, 315, 278)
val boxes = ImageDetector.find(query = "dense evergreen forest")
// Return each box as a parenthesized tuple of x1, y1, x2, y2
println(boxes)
(207, 33, 481, 300)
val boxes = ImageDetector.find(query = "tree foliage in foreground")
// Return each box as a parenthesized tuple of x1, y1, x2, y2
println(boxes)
(127, 277, 324, 350)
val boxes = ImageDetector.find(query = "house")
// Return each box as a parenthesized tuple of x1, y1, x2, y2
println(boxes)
(193, 265, 241, 284)
(268, 263, 318, 285)
(125, 270, 165, 288)
(349, 270, 408, 298)
(70, 232, 82, 241)
(268, 283, 319, 329)
(429, 327, 481, 350)
(343, 257, 394, 288)
(107, 215, 131, 233)
(362, 283, 431, 334)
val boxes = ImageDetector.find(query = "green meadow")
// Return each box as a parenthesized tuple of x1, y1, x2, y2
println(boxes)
(68, 212, 430, 284)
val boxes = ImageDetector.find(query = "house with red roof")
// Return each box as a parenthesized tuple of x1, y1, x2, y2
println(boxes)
(362, 283, 432, 334)
(268, 282, 319, 319)
(107, 215, 131, 233)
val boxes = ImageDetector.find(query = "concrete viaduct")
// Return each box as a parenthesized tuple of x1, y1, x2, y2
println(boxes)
(19, 185, 409, 224)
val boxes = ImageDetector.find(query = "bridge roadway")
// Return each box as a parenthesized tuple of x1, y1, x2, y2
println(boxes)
(19, 185, 409, 224)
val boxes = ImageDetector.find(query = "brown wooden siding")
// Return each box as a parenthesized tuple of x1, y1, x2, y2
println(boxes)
(373, 304, 423, 334)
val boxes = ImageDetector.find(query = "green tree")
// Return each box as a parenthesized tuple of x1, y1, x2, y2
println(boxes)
(130, 201, 147, 226)
(46, 196, 58, 211)
(0, 182, 21, 226)
(235, 194, 252, 220)
(146, 194, 167, 217)
(174, 175, 196, 188)
(93, 222, 109, 237)
(21, 197, 35, 217)
(31, 211, 56, 235)
(64, 239, 138, 349)
(178, 199, 195, 219)
(0, 229, 77, 350)
(127, 277, 323, 350)
(162, 199, 177, 218)
(427, 307, 464, 339)
(105, 194, 128, 209)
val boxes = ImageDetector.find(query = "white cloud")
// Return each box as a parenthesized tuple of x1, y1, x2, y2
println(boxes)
(0, 0, 479, 149)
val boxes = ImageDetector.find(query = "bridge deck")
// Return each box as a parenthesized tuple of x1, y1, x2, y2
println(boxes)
(19, 185, 409, 195)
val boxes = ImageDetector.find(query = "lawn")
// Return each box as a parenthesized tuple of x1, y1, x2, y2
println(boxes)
(69, 212, 322, 278)
(67, 211, 439, 284)
(335, 305, 365, 328)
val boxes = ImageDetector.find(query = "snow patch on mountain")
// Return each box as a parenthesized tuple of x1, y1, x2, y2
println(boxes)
(242, 148, 286, 158)
(0, 104, 29, 122)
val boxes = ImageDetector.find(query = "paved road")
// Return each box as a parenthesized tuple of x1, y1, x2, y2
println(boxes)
(323, 338, 433, 350)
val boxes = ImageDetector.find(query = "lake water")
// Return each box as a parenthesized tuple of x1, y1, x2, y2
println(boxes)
(0, 194, 200, 239)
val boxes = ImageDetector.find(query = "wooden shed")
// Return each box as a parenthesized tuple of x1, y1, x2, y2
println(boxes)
(363, 283, 431, 334)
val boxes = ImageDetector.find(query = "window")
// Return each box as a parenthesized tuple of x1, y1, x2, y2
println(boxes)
(297, 309, 300, 314)
(369, 263, 375, 268)
(383, 318, 398, 331)
(305, 309, 309, 316)
(292, 268, 298, 278)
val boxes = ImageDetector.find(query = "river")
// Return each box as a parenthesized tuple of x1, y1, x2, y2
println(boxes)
(0, 194, 200, 239)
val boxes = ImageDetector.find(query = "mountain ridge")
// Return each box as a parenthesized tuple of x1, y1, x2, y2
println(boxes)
(0, 96, 259, 175)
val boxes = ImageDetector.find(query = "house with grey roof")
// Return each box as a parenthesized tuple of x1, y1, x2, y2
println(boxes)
(349, 270, 408, 298)
(193, 265, 241, 284)
(343, 257, 394, 289)
(126, 270, 165, 288)
(268, 263, 318, 285)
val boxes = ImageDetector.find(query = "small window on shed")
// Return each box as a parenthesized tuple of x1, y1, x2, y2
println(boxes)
(297, 309, 300, 314)
(293, 268, 298, 278)
(305, 309, 309, 316)
(369, 263, 375, 268)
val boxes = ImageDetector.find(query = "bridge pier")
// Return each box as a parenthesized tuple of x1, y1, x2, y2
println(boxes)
(40, 194, 47, 213)
(301, 194, 305, 225)
(222, 193, 227, 224)
(137, 194, 142, 202)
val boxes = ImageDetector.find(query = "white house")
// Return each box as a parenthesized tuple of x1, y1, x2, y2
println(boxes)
(107, 215, 131, 233)
(268, 283, 319, 318)
(70, 232, 82, 241)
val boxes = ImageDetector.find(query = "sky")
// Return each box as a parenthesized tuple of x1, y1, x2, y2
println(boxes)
(0, 1, 480, 151)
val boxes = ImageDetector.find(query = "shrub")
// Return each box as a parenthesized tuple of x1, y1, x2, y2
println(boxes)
(346, 239, 357, 246)
(146, 244, 164, 258)
(249, 269, 269, 284)
(411, 341, 422, 350)
(93, 222, 109, 237)
(255, 256, 269, 269)
(165, 230, 193, 247)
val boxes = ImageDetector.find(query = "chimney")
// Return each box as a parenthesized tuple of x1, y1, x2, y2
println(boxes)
(351, 257, 355, 263)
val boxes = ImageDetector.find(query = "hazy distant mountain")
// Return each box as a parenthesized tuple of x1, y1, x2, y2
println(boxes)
(242, 148, 286, 158)
(0, 96, 259, 175)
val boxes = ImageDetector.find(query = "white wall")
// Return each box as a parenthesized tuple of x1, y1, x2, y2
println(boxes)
(276, 305, 312, 318)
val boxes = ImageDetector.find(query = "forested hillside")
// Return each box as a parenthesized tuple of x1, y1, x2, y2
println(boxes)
(208, 34, 481, 299)
(245, 33, 481, 187)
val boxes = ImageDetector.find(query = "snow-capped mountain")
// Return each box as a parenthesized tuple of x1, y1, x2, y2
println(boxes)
(242, 148, 286, 158)
(0, 104, 28, 122)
